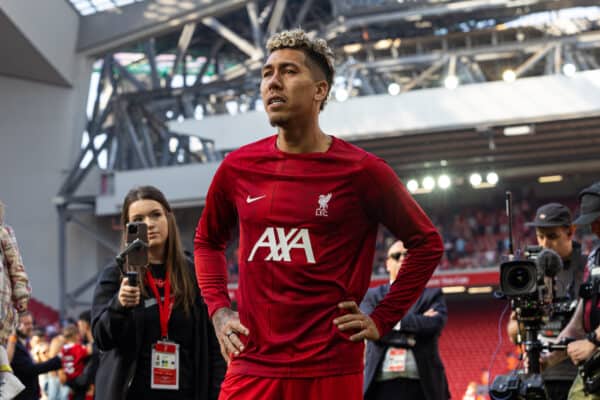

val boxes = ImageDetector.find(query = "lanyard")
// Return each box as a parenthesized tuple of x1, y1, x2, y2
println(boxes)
(145, 269, 173, 339)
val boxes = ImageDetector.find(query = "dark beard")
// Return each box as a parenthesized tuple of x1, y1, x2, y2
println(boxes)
(268, 114, 288, 128)
(17, 330, 28, 340)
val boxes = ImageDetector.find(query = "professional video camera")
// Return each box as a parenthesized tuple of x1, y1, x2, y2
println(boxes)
(490, 192, 570, 400)
(500, 245, 564, 324)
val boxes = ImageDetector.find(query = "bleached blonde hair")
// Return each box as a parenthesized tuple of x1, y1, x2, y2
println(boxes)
(266, 29, 335, 110)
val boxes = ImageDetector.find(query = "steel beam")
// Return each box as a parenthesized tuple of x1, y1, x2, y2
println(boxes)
(267, 0, 287, 37)
(120, 102, 150, 169)
(246, 1, 264, 49)
(168, 23, 197, 88)
(325, 0, 548, 40)
(401, 57, 447, 93)
(144, 39, 161, 90)
(201, 16, 262, 59)
(78, 0, 251, 56)
(294, 0, 316, 28)
(514, 43, 555, 78)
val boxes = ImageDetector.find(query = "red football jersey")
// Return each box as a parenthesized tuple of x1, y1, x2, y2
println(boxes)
(195, 135, 443, 377)
(60, 342, 88, 381)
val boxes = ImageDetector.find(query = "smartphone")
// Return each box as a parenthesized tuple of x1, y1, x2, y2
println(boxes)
(126, 271, 139, 286)
(126, 221, 148, 267)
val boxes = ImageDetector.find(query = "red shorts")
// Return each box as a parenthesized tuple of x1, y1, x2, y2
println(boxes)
(218, 372, 363, 400)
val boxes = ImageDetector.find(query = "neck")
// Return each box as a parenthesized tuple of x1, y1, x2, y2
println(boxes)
(148, 247, 165, 265)
(564, 242, 574, 261)
(276, 116, 329, 154)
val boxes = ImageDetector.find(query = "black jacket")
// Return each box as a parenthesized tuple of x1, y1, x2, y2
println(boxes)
(10, 340, 62, 400)
(91, 261, 225, 400)
(361, 286, 450, 400)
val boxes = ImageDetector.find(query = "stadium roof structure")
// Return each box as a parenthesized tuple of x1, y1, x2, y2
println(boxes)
(56, 0, 600, 204)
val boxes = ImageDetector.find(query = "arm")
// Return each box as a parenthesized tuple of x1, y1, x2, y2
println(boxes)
(194, 163, 248, 363)
(0, 228, 30, 313)
(360, 157, 444, 336)
(564, 299, 600, 365)
(6, 334, 17, 362)
(91, 265, 136, 351)
(11, 345, 61, 378)
(398, 289, 447, 338)
(194, 162, 238, 317)
(541, 299, 585, 368)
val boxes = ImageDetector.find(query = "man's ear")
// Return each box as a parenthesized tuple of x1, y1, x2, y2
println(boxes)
(567, 225, 575, 238)
(314, 80, 329, 103)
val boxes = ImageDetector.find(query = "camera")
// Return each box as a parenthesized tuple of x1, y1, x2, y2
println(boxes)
(125, 222, 148, 267)
(491, 247, 565, 400)
(489, 373, 546, 400)
(500, 246, 546, 298)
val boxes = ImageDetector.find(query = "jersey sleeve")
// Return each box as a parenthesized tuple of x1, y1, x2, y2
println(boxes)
(194, 161, 238, 317)
(357, 156, 443, 336)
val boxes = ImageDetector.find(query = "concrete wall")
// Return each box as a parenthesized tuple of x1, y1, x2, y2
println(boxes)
(0, 0, 80, 85)
(0, 59, 96, 314)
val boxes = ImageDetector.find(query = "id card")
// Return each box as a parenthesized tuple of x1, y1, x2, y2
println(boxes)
(151, 341, 179, 390)
(382, 348, 407, 372)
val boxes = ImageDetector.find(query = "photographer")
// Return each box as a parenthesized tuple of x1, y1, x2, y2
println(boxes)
(537, 181, 600, 399)
(91, 186, 225, 400)
(507, 203, 586, 400)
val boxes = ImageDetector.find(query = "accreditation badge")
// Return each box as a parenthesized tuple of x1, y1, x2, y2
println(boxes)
(151, 341, 179, 390)
(382, 347, 407, 372)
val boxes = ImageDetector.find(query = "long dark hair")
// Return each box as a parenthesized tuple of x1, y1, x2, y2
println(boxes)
(120, 186, 195, 315)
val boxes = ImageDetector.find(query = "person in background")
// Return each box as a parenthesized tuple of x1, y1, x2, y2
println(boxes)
(63, 310, 98, 400)
(92, 185, 225, 400)
(539, 182, 600, 400)
(10, 312, 62, 400)
(0, 199, 31, 398)
(507, 203, 586, 400)
(361, 240, 450, 400)
(59, 324, 91, 400)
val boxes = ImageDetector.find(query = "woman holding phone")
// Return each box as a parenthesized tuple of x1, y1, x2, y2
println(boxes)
(91, 185, 225, 400)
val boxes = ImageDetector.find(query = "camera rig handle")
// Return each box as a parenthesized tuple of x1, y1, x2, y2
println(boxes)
(115, 238, 149, 273)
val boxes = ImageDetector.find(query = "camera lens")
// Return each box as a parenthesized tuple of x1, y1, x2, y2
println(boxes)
(128, 224, 138, 234)
(508, 266, 531, 290)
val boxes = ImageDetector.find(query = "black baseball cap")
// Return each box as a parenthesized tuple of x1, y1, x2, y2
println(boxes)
(574, 181, 600, 226)
(525, 203, 572, 228)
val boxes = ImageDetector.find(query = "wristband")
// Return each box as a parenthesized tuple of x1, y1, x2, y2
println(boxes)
(586, 331, 600, 347)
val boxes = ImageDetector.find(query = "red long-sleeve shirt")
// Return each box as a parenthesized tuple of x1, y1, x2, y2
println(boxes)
(195, 135, 443, 377)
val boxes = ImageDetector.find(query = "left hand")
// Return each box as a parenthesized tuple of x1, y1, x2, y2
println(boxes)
(567, 339, 597, 365)
(333, 301, 380, 342)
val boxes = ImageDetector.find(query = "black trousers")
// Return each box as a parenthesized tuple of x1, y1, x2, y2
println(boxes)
(365, 377, 426, 400)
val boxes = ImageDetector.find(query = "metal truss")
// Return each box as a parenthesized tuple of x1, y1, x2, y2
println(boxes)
(333, 28, 600, 97)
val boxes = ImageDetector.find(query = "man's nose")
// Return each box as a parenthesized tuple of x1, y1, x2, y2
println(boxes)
(265, 72, 283, 90)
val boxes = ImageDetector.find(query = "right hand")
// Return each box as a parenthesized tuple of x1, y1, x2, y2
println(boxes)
(118, 277, 140, 307)
(212, 307, 249, 365)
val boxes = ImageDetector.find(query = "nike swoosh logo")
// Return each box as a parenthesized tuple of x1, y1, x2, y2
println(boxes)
(246, 194, 266, 204)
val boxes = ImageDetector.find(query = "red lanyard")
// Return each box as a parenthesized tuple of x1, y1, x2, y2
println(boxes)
(145, 269, 173, 339)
